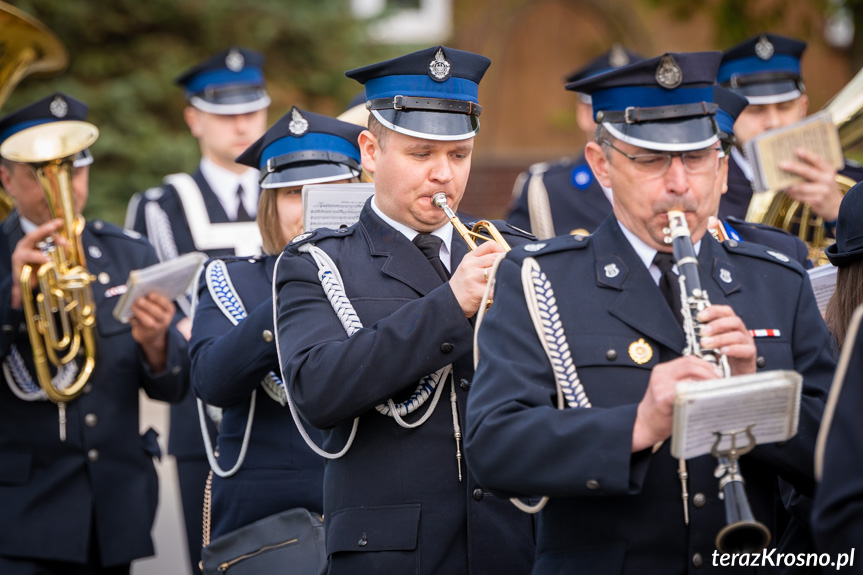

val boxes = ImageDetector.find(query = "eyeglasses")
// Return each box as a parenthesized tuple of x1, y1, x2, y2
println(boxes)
(601, 139, 722, 178)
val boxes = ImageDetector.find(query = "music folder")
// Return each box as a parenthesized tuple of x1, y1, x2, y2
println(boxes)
(670, 370, 802, 460)
(112, 251, 207, 323)
(302, 182, 375, 232)
(744, 111, 844, 194)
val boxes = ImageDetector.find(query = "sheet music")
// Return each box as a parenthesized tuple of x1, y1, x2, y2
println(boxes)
(671, 370, 802, 459)
(112, 251, 206, 323)
(302, 183, 375, 232)
(745, 111, 843, 193)
(808, 263, 838, 315)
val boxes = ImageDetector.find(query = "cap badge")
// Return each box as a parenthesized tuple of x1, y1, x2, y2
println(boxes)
(655, 55, 682, 89)
(49, 96, 68, 118)
(428, 48, 452, 82)
(289, 108, 309, 136)
(225, 49, 244, 72)
(604, 263, 620, 279)
(628, 338, 653, 365)
(755, 35, 775, 60)
(608, 44, 630, 68)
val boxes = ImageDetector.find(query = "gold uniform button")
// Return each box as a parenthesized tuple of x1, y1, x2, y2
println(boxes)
(98, 272, 110, 285)
(262, 330, 274, 343)
(88, 449, 99, 462)
(84, 413, 98, 428)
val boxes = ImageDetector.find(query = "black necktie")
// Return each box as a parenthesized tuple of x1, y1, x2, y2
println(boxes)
(653, 251, 681, 320)
(235, 184, 253, 222)
(413, 233, 450, 282)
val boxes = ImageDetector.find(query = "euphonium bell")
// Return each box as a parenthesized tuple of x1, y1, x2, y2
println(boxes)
(0, 1, 69, 220)
(431, 192, 511, 251)
(1, 120, 100, 403)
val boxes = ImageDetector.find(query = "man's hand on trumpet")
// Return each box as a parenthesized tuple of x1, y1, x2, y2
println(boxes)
(449, 240, 505, 318)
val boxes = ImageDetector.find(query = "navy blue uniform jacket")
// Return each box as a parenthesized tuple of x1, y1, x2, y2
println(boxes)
(812, 312, 863, 567)
(0, 213, 189, 566)
(465, 216, 835, 574)
(275, 201, 536, 575)
(507, 154, 611, 236)
(190, 255, 324, 539)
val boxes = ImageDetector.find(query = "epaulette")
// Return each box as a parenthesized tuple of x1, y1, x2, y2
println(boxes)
(143, 184, 171, 202)
(89, 220, 149, 245)
(526, 161, 552, 176)
(215, 254, 265, 268)
(284, 224, 356, 253)
(506, 232, 591, 264)
(725, 216, 797, 238)
(721, 237, 805, 275)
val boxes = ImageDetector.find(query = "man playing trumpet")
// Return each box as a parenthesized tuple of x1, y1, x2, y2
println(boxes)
(274, 46, 535, 575)
(465, 52, 835, 574)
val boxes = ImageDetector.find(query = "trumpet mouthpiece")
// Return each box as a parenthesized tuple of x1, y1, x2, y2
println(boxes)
(432, 193, 448, 208)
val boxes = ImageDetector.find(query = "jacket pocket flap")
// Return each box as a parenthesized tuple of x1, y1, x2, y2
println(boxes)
(326, 504, 420, 554)
(0, 446, 32, 484)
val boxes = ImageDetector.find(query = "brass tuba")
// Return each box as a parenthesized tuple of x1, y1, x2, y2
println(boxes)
(1, 120, 100, 403)
(431, 192, 511, 251)
(745, 67, 863, 265)
(0, 1, 69, 220)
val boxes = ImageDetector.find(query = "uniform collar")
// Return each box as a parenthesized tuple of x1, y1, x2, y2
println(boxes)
(199, 157, 260, 220)
(19, 215, 37, 234)
(617, 219, 701, 285)
(370, 194, 454, 271)
(731, 146, 754, 182)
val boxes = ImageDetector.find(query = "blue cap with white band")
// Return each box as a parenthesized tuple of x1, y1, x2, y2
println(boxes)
(0, 92, 93, 167)
(718, 34, 806, 105)
(566, 51, 721, 152)
(175, 47, 270, 115)
(236, 107, 363, 189)
(345, 45, 490, 141)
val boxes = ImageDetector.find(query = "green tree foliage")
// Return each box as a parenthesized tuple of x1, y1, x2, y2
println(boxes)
(5, 0, 395, 224)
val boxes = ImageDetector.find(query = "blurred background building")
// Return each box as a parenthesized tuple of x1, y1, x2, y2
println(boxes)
(5, 0, 862, 224)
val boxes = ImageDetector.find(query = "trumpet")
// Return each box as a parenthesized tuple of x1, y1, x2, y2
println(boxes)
(432, 192, 510, 252)
(666, 210, 771, 554)
(1, 120, 100, 405)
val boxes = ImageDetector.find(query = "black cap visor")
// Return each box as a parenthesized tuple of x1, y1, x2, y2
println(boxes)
(725, 79, 801, 105)
(261, 162, 360, 189)
(603, 116, 719, 152)
(371, 109, 479, 141)
(190, 85, 271, 115)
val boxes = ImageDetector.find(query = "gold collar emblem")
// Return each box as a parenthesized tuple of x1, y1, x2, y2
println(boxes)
(629, 338, 653, 365)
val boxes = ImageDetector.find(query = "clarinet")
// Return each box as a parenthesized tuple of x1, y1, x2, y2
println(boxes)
(665, 210, 770, 554)
(666, 210, 729, 376)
